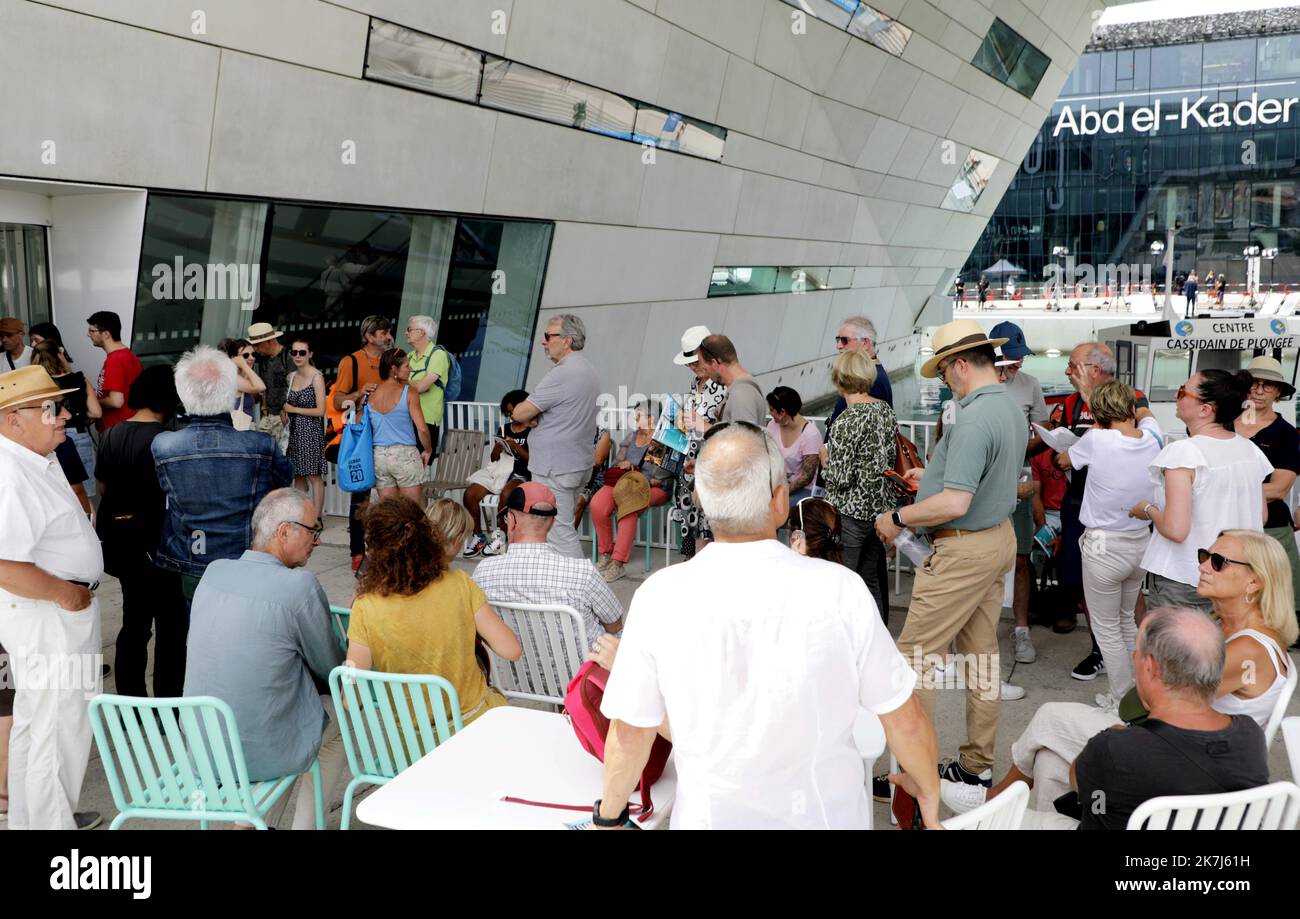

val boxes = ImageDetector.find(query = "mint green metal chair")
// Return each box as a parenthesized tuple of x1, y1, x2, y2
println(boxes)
(330, 605, 351, 653)
(328, 666, 463, 830)
(88, 694, 324, 830)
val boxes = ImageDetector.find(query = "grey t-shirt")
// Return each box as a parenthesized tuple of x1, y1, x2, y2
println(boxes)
(720, 375, 768, 427)
(1003, 369, 1049, 426)
(528, 351, 600, 475)
(915, 383, 1027, 533)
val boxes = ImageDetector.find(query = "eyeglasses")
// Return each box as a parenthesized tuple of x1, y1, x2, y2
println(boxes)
(289, 349, 309, 357)
(702, 420, 781, 492)
(834, 336, 864, 347)
(1065, 361, 1098, 373)
(15, 398, 65, 414)
(1176, 384, 1203, 403)
(1197, 548, 1250, 572)
(287, 520, 324, 542)
(937, 357, 960, 385)
(542, 332, 565, 342)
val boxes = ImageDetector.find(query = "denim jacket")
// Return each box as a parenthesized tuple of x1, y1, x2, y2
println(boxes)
(151, 414, 296, 577)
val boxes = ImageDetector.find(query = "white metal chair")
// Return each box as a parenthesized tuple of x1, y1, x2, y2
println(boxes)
(1126, 781, 1300, 830)
(485, 601, 586, 706)
(852, 710, 886, 831)
(1262, 655, 1298, 749)
(942, 780, 1029, 830)
(1282, 716, 1300, 783)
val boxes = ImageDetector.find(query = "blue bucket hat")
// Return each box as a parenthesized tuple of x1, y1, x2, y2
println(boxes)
(989, 321, 1033, 359)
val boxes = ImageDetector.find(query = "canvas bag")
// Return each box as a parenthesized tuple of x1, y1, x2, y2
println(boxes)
(336, 404, 375, 493)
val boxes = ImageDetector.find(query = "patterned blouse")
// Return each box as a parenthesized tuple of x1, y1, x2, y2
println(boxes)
(823, 401, 897, 521)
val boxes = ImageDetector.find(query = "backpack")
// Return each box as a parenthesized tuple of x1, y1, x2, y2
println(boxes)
(565, 661, 671, 821)
(434, 345, 462, 403)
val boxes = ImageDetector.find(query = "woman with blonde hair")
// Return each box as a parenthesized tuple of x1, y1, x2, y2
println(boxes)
(426, 498, 475, 560)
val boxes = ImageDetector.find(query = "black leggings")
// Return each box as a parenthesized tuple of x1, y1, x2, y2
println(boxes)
(114, 565, 188, 698)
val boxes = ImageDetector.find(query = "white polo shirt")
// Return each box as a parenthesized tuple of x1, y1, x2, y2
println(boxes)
(0, 432, 103, 601)
(600, 539, 915, 829)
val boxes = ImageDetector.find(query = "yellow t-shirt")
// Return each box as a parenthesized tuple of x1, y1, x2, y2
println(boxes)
(348, 569, 503, 724)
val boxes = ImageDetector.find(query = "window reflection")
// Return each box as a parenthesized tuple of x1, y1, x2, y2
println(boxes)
(365, 21, 483, 102)
(973, 18, 1051, 98)
(481, 57, 635, 140)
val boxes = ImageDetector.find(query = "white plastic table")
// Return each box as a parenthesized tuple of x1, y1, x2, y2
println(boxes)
(355, 706, 677, 829)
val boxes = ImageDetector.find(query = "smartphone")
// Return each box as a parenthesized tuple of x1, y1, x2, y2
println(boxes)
(882, 470, 918, 500)
(891, 784, 925, 829)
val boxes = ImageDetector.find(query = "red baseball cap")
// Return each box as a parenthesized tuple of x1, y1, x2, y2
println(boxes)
(506, 481, 558, 516)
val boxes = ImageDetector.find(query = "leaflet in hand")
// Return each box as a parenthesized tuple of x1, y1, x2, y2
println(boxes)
(1033, 423, 1079, 453)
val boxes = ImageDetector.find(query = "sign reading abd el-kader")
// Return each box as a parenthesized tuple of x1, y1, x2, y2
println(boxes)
(1163, 318, 1297, 350)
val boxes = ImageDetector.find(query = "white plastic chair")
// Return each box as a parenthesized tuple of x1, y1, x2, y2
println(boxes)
(852, 710, 886, 831)
(1282, 717, 1300, 783)
(485, 601, 586, 706)
(1262, 656, 1298, 749)
(942, 780, 1029, 830)
(1126, 781, 1300, 830)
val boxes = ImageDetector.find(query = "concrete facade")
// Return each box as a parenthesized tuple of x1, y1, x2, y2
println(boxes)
(0, 0, 1130, 397)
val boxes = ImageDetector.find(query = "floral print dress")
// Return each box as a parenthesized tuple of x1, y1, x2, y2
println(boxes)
(673, 377, 728, 558)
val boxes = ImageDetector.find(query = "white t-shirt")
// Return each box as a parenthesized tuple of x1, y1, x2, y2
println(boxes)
(1140, 434, 1273, 586)
(1069, 417, 1164, 531)
(600, 539, 915, 830)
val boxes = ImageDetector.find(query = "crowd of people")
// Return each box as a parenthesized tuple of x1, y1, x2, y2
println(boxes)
(0, 302, 1297, 831)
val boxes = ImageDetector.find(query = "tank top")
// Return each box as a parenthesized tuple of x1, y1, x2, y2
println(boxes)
(368, 385, 417, 447)
(1212, 629, 1292, 729)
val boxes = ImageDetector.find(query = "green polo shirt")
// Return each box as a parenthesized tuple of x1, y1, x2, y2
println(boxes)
(915, 383, 1027, 533)
(409, 343, 451, 427)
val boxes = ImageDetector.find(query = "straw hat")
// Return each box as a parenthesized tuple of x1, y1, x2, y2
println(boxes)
(0, 365, 78, 413)
(246, 322, 283, 344)
(674, 326, 711, 365)
(613, 470, 652, 520)
(920, 319, 1008, 379)
(1246, 356, 1295, 399)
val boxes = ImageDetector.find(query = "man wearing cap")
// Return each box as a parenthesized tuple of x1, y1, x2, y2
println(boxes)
(989, 321, 1050, 668)
(248, 322, 294, 442)
(874, 319, 1026, 794)
(513, 315, 600, 559)
(1, 318, 32, 370)
(87, 310, 141, 432)
(0, 366, 103, 830)
(673, 326, 728, 559)
(472, 481, 624, 648)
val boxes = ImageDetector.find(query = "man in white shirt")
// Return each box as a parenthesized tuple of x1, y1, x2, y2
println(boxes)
(0, 366, 104, 830)
(596, 422, 939, 829)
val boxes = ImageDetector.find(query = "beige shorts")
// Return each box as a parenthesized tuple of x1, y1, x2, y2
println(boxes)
(374, 444, 425, 488)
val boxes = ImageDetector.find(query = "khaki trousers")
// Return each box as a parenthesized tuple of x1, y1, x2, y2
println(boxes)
(897, 519, 1015, 774)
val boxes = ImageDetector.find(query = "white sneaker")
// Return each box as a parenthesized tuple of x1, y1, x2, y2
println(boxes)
(482, 528, 507, 556)
(1000, 682, 1026, 701)
(1013, 628, 1036, 664)
(940, 778, 989, 815)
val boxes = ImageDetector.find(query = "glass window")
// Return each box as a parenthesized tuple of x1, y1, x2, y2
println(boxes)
(365, 20, 482, 102)
(1150, 44, 1202, 89)
(1062, 53, 1099, 97)
(792, 0, 855, 30)
(480, 57, 636, 140)
(1202, 38, 1256, 85)
(1100, 51, 1117, 94)
(708, 267, 778, 297)
(848, 4, 912, 56)
(1258, 33, 1300, 79)
(131, 195, 268, 364)
(973, 18, 1050, 98)
(0, 224, 51, 332)
(633, 107, 725, 160)
(943, 149, 1001, 212)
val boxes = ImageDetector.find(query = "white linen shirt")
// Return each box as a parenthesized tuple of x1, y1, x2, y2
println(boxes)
(0, 432, 103, 602)
(1069, 417, 1164, 531)
(600, 539, 915, 829)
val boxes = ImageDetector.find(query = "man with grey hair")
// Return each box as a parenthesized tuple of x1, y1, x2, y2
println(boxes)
(826, 316, 893, 436)
(514, 314, 599, 558)
(596, 422, 940, 829)
(153, 345, 294, 604)
(185, 488, 346, 829)
(405, 314, 450, 463)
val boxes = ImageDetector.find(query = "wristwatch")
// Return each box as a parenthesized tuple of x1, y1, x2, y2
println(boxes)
(891, 510, 905, 529)
(592, 799, 630, 828)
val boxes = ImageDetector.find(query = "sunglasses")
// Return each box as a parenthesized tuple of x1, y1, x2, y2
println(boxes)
(702, 420, 781, 492)
(1197, 548, 1249, 572)
(542, 332, 564, 342)
(289, 349, 310, 357)
(835, 336, 863, 346)
(1176, 384, 1203, 403)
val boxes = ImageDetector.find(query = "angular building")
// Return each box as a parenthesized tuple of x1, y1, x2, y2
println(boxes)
(0, 0, 1125, 402)
(964, 5, 1300, 300)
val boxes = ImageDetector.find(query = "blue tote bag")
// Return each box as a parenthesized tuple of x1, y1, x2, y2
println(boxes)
(337, 404, 375, 493)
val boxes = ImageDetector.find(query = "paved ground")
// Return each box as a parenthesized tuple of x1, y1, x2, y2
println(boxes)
(12, 516, 1298, 830)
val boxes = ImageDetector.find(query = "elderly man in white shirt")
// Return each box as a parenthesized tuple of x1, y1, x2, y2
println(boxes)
(595, 421, 940, 829)
(0, 366, 104, 830)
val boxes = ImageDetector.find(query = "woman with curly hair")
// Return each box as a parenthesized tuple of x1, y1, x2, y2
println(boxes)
(346, 498, 521, 725)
